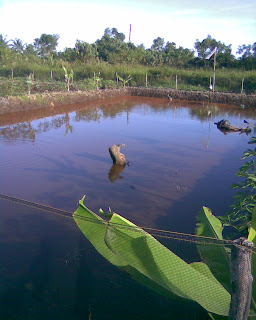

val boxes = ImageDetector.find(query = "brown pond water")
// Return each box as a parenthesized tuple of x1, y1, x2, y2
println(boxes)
(0, 96, 255, 319)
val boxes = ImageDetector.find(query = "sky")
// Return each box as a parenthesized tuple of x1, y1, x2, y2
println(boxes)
(0, 0, 255, 55)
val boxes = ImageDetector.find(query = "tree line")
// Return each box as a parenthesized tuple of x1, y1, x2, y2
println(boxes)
(1, 28, 255, 70)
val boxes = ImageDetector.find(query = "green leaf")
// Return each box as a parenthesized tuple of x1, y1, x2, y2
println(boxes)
(196, 207, 230, 292)
(196, 207, 224, 240)
(106, 213, 230, 316)
(248, 137, 256, 144)
(73, 196, 126, 267)
(247, 206, 256, 306)
(74, 199, 231, 316)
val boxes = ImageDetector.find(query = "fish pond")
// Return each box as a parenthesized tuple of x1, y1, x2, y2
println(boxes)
(0, 96, 255, 320)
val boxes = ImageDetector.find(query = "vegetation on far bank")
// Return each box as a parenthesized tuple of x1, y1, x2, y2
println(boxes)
(1, 28, 256, 98)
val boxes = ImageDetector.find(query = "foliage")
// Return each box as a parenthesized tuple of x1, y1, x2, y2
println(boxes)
(34, 34, 59, 57)
(196, 207, 230, 292)
(75, 40, 98, 63)
(194, 35, 233, 59)
(74, 198, 231, 317)
(62, 66, 73, 91)
(118, 74, 132, 88)
(219, 136, 256, 239)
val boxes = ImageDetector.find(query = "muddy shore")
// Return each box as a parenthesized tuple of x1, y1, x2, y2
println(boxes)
(0, 87, 255, 115)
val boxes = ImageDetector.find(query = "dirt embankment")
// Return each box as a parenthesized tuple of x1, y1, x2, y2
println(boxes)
(129, 87, 256, 107)
(0, 87, 255, 115)
(0, 89, 127, 115)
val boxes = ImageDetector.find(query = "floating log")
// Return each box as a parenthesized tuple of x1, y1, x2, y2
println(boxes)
(214, 119, 251, 133)
(109, 144, 126, 165)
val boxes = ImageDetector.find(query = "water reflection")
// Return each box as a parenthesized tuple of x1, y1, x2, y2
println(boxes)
(189, 105, 220, 121)
(108, 164, 126, 183)
(1, 99, 256, 143)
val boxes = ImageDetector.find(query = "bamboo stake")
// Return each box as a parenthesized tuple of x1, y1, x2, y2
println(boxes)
(213, 50, 216, 92)
(241, 78, 244, 94)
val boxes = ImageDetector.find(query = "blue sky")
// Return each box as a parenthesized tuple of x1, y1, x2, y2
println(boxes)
(0, 0, 255, 55)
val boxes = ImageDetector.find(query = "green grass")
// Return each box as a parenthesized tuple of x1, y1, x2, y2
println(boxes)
(0, 62, 255, 97)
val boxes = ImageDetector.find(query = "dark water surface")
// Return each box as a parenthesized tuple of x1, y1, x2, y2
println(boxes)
(1, 96, 255, 319)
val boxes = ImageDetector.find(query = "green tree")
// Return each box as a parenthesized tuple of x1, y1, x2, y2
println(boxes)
(0, 34, 10, 48)
(34, 33, 59, 57)
(164, 42, 194, 67)
(60, 47, 77, 62)
(194, 34, 232, 59)
(237, 43, 256, 59)
(10, 38, 25, 54)
(75, 40, 98, 63)
(96, 28, 126, 62)
(151, 37, 165, 51)
(104, 27, 125, 42)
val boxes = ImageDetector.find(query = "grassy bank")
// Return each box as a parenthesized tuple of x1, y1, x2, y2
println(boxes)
(0, 62, 256, 97)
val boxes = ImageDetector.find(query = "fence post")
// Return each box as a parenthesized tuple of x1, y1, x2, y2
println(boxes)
(116, 72, 118, 86)
(145, 73, 148, 87)
(241, 78, 244, 94)
(175, 75, 178, 90)
(228, 237, 253, 320)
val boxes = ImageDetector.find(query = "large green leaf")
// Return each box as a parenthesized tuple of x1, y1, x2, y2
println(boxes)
(73, 197, 187, 301)
(73, 196, 126, 267)
(106, 213, 230, 316)
(248, 206, 256, 305)
(248, 205, 256, 242)
(196, 207, 231, 292)
(73, 199, 231, 316)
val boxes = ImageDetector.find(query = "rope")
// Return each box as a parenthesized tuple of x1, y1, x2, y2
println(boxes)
(1, 193, 255, 252)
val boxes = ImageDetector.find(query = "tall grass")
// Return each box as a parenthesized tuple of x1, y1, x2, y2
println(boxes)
(0, 61, 255, 95)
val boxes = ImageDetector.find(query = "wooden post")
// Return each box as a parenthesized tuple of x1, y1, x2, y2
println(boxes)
(228, 238, 253, 320)
(11, 68, 13, 79)
(50, 70, 53, 80)
(145, 73, 148, 87)
(213, 50, 216, 92)
(116, 72, 118, 86)
(175, 75, 178, 90)
(241, 78, 244, 94)
(32, 70, 35, 81)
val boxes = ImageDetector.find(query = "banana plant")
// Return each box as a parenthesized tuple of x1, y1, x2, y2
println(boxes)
(74, 197, 232, 318)
(62, 66, 73, 91)
(118, 74, 132, 88)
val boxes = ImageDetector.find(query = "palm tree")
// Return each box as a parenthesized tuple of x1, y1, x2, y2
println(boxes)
(0, 34, 10, 48)
(10, 38, 25, 54)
